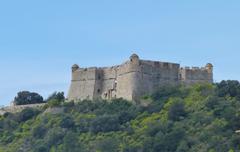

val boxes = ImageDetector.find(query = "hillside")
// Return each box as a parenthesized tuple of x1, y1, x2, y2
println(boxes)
(1, 81, 240, 152)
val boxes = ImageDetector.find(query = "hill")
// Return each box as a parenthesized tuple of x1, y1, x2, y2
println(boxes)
(0, 81, 240, 152)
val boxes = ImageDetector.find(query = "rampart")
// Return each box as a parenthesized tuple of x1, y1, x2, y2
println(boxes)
(68, 54, 213, 102)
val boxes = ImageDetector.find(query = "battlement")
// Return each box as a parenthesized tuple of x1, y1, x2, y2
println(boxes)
(180, 63, 213, 84)
(68, 54, 213, 102)
(181, 65, 211, 71)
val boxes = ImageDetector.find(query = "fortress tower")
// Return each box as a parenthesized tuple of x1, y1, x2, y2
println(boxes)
(67, 54, 213, 102)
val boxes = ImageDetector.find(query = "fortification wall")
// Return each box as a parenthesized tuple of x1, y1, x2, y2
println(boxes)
(67, 54, 214, 102)
(68, 67, 97, 100)
(180, 64, 213, 84)
(130, 60, 180, 101)
(68, 57, 147, 101)
(116, 62, 138, 101)
(96, 67, 117, 100)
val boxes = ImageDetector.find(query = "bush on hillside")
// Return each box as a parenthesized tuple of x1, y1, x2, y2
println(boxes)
(46, 92, 65, 102)
(44, 92, 65, 108)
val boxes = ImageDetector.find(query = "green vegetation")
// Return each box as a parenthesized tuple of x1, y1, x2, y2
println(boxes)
(1, 81, 240, 152)
(13, 91, 44, 105)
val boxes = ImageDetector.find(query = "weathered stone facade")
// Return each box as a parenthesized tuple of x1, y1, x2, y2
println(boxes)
(67, 54, 213, 102)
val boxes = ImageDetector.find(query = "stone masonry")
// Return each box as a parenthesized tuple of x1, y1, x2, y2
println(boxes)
(67, 54, 213, 102)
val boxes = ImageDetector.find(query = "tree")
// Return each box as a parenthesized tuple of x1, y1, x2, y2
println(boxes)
(153, 127, 185, 152)
(168, 102, 186, 121)
(32, 125, 47, 138)
(46, 92, 65, 102)
(151, 85, 181, 101)
(17, 108, 40, 122)
(90, 115, 120, 133)
(35, 144, 48, 152)
(60, 116, 75, 129)
(216, 80, 240, 98)
(62, 131, 86, 152)
(13, 91, 44, 105)
(46, 92, 65, 108)
(45, 128, 65, 146)
(93, 137, 119, 152)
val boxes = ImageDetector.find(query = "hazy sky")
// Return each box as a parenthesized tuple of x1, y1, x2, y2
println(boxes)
(0, 0, 240, 106)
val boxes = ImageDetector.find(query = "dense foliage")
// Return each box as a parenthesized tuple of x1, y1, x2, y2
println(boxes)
(44, 92, 65, 108)
(46, 92, 65, 102)
(13, 91, 44, 105)
(1, 81, 240, 152)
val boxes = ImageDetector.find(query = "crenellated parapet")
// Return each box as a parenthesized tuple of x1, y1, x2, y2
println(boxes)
(179, 63, 213, 84)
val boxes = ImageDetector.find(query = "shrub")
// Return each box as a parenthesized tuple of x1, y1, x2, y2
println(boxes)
(151, 85, 181, 101)
(46, 99, 64, 108)
(90, 115, 120, 133)
(32, 125, 47, 138)
(168, 102, 186, 121)
(17, 108, 40, 122)
(60, 116, 75, 129)
(62, 131, 85, 152)
(35, 144, 48, 152)
(45, 128, 65, 146)
(46, 92, 65, 102)
(93, 137, 119, 152)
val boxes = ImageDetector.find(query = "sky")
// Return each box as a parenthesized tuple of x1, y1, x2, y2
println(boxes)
(0, 0, 240, 106)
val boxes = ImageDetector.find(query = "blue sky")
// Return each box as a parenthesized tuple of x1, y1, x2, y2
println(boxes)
(0, 0, 240, 106)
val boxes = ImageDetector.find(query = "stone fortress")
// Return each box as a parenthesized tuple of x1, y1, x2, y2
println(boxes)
(67, 54, 213, 102)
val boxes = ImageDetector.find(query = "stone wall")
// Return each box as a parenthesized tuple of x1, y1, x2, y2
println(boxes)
(132, 59, 180, 101)
(68, 67, 97, 100)
(180, 64, 213, 84)
(67, 54, 213, 102)
(0, 103, 46, 115)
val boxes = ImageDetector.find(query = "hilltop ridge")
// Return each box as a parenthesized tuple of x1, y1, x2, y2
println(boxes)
(1, 81, 240, 152)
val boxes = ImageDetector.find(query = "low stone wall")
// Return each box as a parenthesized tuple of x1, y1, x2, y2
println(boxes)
(0, 103, 46, 115)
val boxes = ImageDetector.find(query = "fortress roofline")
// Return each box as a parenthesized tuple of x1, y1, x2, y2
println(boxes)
(140, 59, 179, 65)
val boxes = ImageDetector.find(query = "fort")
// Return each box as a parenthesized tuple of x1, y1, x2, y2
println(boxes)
(67, 54, 213, 102)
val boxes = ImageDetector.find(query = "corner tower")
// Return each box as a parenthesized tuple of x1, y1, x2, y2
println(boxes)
(68, 64, 100, 101)
(205, 63, 213, 83)
(130, 53, 140, 65)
